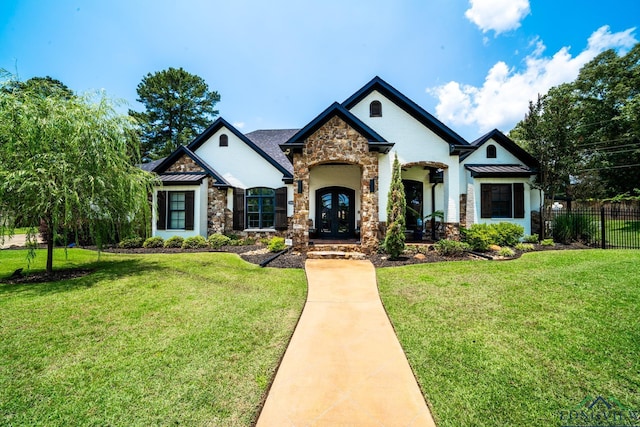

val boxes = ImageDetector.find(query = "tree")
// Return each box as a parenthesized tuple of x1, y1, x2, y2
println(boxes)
(0, 73, 156, 274)
(384, 153, 406, 259)
(130, 67, 221, 160)
(510, 84, 579, 236)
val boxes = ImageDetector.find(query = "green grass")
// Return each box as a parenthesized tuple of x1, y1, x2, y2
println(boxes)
(378, 250, 640, 427)
(605, 219, 640, 247)
(0, 249, 306, 426)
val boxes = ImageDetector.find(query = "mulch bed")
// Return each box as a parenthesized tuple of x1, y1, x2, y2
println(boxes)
(2, 242, 592, 284)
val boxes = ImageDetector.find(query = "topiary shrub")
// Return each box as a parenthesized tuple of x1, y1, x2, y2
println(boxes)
(434, 239, 470, 257)
(118, 236, 144, 249)
(143, 236, 164, 248)
(462, 223, 497, 252)
(182, 235, 208, 249)
(208, 233, 231, 249)
(522, 234, 539, 243)
(492, 222, 524, 247)
(267, 237, 287, 252)
(164, 236, 184, 248)
(383, 153, 406, 259)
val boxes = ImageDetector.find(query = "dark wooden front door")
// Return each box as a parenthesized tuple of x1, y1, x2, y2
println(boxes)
(316, 187, 356, 238)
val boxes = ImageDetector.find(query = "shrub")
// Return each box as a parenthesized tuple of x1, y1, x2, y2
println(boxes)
(492, 222, 524, 247)
(244, 237, 256, 245)
(552, 213, 599, 244)
(267, 237, 287, 252)
(384, 153, 406, 259)
(164, 236, 184, 248)
(143, 236, 164, 248)
(523, 234, 539, 243)
(118, 236, 144, 249)
(208, 233, 231, 249)
(514, 242, 534, 252)
(498, 247, 515, 257)
(462, 223, 497, 252)
(434, 239, 470, 257)
(182, 235, 208, 249)
(541, 238, 555, 246)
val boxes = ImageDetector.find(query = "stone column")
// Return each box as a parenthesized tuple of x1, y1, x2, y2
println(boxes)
(292, 153, 310, 251)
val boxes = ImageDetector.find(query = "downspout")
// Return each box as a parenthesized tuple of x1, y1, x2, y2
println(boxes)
(431, 183, 437, 241)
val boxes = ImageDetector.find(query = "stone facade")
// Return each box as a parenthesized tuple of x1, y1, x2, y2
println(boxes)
(166, 155, 204, 173)
(291, 116, 379, 254)
(207, 185, 228, 235)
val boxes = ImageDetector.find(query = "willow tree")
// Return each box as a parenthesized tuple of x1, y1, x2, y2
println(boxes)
(0, 74, 156, 274)
(384, 153, 406, 259)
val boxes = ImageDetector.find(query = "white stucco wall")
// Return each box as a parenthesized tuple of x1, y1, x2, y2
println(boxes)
(459, 139, 524, 184)
(152, 182, 208, 239)
(348, 91, 459, 222)
(194, 127, 287, 190)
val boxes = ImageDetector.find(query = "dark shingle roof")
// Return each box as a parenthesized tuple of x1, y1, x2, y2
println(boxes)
(139, 157, 165, 172)
(244, 129, 298, 174)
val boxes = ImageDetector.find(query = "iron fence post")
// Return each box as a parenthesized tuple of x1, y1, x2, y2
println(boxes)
(600, 206, 606, 249)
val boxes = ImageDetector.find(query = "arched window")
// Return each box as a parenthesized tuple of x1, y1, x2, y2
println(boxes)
(219, 134, 229, 147)
(369, 100, 382, 117)
(486, 144, 496, 158)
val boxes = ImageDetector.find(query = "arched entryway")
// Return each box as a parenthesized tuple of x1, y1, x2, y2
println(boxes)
(315, 187, 356, 238)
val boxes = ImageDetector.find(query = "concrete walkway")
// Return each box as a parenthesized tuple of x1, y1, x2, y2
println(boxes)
(256, 259, 436, 427)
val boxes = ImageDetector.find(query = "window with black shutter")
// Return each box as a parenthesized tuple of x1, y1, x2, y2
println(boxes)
(480, 184, 524, 219)
(156, 190, 195, 230)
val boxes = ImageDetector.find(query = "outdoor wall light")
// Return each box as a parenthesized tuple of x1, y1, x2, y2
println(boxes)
(369, 178, 376, 192)
(297, 180, 303, 194)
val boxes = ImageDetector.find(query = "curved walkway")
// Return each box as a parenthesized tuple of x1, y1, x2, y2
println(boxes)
(256, 259, 435, 426)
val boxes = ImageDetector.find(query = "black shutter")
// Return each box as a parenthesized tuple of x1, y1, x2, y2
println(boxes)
(481, 184, 492, 219)
(185, 191, 195, 230)
(513, 183, 525, 218)
(233, 188, 245, 230)
(275, 187, 288, 230)
(157, 191, 167, 230)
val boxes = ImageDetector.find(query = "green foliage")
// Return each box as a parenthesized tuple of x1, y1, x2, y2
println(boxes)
(462, 224, 498, 252)
(492, 222, 524, 246)
(182, 235, 208, 249)
(498, 247, 515, 257)
(118, 237, 144, 249)
(384, 153, 406, 259)
(434, 239, 470, 257)
(143, 236, 164, 248)
(552, 213, 599, 244)
(208, 233, 231, 249)
(130, 67, 221, 160)
(540, 238, 555, 246)
(514, 242, 535, 252)
(163, 236, 184, 248)
(267, 237, 287, 253)
(522, 234, 539, 243)
(0, 73, 156, 273)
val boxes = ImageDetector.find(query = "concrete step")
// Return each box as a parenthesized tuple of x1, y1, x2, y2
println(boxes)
(306, 251, 368, 260)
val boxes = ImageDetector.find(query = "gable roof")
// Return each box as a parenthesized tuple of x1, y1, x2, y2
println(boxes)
(152, 145, 230, 187)
(463, 129, 539, 167)
(187, 117, 293, 179)
(342, 76, 469, 147)
(244, 129, 297, 174)
(282, 102, 394, 153)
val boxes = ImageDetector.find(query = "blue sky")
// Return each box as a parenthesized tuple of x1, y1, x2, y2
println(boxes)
(1, 0, 638, 140)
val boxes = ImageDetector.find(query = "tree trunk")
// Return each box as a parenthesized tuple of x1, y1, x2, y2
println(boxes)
(46, 233, 54, 275)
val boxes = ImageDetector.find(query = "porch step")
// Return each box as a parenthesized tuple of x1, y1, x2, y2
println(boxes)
(306, 251, 368, 260)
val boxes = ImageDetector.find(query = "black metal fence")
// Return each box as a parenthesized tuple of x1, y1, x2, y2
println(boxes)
(550, 206, 640, 249)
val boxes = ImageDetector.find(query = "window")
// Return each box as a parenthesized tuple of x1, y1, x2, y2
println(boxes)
(156, 190, 194, 230)
(219, 134, 229, 147)
(369, 100, 382, 117)
(246, 187, 275, 229)
(169, 192, 186, 229)
(486, 145, 496, 158)
(481, 183, 525, 219)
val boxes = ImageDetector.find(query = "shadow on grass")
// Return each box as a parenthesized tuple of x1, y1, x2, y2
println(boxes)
(0, 258, 170, 297)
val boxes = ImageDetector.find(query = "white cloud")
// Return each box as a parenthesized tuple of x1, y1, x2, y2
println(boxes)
(465, 0, 530, 35)
(429, 26, 638, 135)
(233, 121, 245, 129)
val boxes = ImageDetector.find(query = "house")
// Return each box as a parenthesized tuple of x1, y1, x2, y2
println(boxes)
(147, 76, 541, 253)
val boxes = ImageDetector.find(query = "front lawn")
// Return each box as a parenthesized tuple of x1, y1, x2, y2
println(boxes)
(0, 249, 306, 426)
(378, 250, 640, 427)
